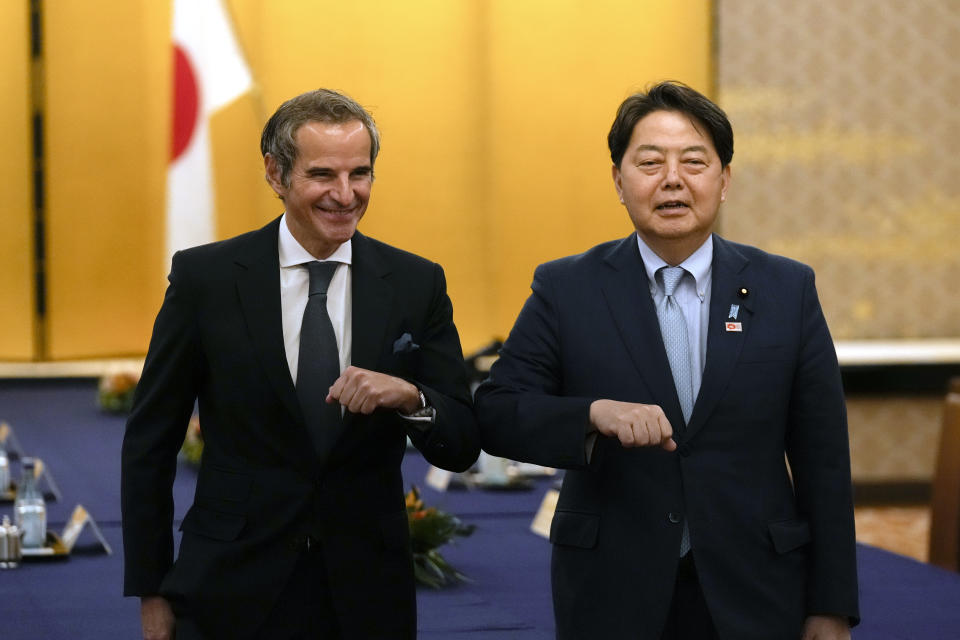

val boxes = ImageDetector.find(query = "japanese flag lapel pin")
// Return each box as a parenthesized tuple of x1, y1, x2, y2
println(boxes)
(726, 287, 748, 331)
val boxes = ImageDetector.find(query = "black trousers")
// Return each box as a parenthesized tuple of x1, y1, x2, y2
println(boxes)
(660, 554, 720, 640)
(256, 544, 341, 639)
(174, 544, 341, 640)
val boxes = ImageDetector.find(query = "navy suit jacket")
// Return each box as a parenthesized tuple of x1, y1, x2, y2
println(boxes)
(475, 234, 859, 639)
(121, 217, 479, 638)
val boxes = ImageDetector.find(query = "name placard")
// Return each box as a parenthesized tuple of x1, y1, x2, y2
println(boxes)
(530, 489, 559, 539)
(33, 457, 63, 502)
(0, 422, 24, 460)
(513, 463, 557, 477)
(425, 466, 453, 492)
(61, 504, 112, 555)
(21, 504, 112, 558)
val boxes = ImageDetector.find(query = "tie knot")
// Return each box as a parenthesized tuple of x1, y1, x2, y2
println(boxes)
(305, 261, 339, 296)
(659, 266, 686, 297)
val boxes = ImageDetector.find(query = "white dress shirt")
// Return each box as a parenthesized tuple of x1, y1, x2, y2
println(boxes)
(636, 233, 713, 400)
(278, 213, 353, 384)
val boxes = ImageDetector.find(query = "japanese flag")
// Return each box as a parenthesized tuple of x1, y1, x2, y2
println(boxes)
(167, 0, 252, 265)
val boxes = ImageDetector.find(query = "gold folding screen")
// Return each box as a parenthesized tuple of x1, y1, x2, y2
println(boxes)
(0, 1, 35, 360)
(8, 0, 710, 359)
(43, 2, 170, 359)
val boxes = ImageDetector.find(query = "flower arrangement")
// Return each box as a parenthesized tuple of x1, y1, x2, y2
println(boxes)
(180, 416, 203, 466)
(405, 485, 475, 588)
(97, 372, 139, 414)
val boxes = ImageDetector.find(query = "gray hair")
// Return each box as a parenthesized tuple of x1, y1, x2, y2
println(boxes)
(260, 88, 381, 186)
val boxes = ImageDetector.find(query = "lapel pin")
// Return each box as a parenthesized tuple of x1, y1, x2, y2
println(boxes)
(737, 287, 749, 299)
(728, 304, 740, 320)
(725, 321, 742, 332)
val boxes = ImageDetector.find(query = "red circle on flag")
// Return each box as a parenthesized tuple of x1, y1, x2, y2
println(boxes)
(171, 44, 200, 162)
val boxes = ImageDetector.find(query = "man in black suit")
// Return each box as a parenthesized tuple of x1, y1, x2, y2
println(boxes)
(122, 88, 479, 639)
(475, 82, 859, 639)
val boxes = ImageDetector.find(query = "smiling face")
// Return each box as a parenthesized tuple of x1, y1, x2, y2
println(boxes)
(613, 109, 730, 264)
(265, 119, 373, 259)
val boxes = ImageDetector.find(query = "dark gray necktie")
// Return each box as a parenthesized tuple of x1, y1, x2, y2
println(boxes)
(297, 261, 342, 457)
(657, 266, 693, 556)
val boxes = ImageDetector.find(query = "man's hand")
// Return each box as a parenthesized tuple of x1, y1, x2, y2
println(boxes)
(801, 615, 850, 640)
(589, 400, 676, 451)
(140, 596, 175, 640)
(327, 366, 420, 414)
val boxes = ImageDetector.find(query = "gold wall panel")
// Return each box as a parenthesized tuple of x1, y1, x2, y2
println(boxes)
(226, 0, 493, 351)
(0, 1, 36, 360)
(44, 1, 169, 358)
(482, 0, 712, 343)
(716, 0, 960, 340)
(227, 0, 711, 351)
(38, 0, 710, 358)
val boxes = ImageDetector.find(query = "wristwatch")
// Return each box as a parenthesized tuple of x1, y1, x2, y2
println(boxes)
(401, 388, 436, 423)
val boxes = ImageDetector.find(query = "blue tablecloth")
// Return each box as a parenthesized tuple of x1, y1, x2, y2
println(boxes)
(1, 379, 959, 638)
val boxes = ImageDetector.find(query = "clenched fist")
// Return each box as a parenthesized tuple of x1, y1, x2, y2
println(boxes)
(327, 366, 421, 415)
(589, 399, 676, 451)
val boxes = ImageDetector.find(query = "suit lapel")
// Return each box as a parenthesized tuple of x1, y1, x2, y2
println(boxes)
(684, 235, 753, 442)
(234, 218, 305, 430)
(349, 233, 394, 373)
(600, 236, 686, 427)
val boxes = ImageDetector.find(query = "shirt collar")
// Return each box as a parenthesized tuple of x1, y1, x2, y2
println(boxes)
(635, 233, 713, 295)
(278, 212, 353, 267)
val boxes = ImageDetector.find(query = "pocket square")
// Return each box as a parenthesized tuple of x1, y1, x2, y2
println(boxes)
(393, 332, 420, 355)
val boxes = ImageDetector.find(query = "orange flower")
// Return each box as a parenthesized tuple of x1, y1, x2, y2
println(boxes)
(101, 372, 139, 393)
(405, 488, 424, 511)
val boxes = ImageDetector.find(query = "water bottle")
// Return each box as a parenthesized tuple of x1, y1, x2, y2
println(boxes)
(1, 515, 20, 568)
(0, 515, 8, 568)
(14, 457, 47, 548)
(0, 441, 10, 494)
(5, 516, 21, 568)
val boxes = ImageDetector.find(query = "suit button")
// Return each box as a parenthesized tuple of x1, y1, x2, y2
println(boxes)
(668, 512, 681, 524)
(677, 445, 691, 457)
(289, 535, 307, 552)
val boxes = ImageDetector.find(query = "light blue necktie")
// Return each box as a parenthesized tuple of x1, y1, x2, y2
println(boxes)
(657, 266, 693, 556)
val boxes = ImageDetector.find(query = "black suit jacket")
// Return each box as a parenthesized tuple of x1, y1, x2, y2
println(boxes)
(121, 218, 479, 638)
(475, 234, 859, 639)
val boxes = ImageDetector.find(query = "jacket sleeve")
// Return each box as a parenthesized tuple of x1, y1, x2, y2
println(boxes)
(784, 267, 860, 625)
(404, 262, 480, 473)
(474, 264, 595, 470)
(121, 251, 203, 596)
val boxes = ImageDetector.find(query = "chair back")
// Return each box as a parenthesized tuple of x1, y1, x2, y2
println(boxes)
(929, 377, 960, 571)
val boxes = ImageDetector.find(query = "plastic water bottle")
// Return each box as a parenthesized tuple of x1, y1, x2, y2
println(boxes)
(0, 441, 10, 495)
(14, 457, 46, 548)
(1, 515, 20, 568)
(0, 515, 8, 568)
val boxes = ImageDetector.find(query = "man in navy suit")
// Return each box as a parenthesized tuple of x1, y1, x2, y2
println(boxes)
(475, 82, 859, 639)
(122, 89, 479, 639)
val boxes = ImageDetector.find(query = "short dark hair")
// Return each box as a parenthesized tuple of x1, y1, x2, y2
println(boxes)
(260, 88, 381, 186)
(607, 81, 733, 169)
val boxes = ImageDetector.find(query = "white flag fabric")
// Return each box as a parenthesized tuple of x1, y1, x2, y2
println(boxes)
(167, 0, 252, 266)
